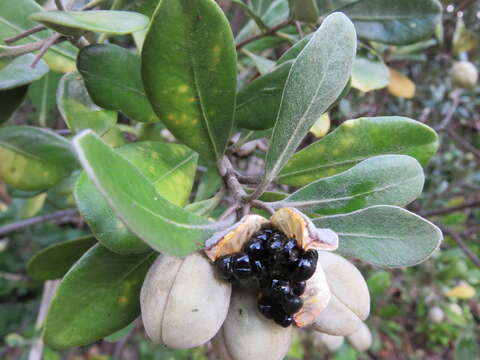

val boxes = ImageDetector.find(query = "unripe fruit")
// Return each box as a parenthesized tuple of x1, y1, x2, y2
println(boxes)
(140, 253, 231, 348)
(346, 323, 372, 352)
(211, 290, 293, 360)
(428, 306, 445, 323)
(312, 252, 370, 336)
(312, 332, 344, 352)
(450, 61, 478, 89)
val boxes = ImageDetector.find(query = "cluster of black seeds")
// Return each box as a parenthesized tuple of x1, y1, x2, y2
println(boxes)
(214, 227, 318, 327)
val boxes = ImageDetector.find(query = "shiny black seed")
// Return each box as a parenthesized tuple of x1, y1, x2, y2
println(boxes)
(257, 296, 275, 319)
(214, 255, 235, 281)
(231, 253, 254, 279)
(283, 239, 301, 263)
(291, 281, 306, 296)
(281, 294, 303, 314)
(255, 232, 269, 241)
(290, 252, 317, 281)
(244, 239, 264, 259)
(271, 305, 293, 327)
(261, 278, 291, 297)
(252, 259, 268, 277)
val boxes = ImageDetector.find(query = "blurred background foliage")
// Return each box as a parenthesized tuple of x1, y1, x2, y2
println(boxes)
(1, 0, 479, 359)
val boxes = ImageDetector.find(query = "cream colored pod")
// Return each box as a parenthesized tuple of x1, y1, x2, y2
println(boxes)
(312, 332, 344, 353)
(211, 290, 293, 360)
(450, 61, 478, 89)
(312, 252, 370, 336)
(140, 252, 231, 348)
(346, 323, 372, 352)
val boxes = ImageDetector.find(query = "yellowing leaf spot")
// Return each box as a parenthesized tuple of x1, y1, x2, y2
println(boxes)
(388, 67, 415, 99)
(149, 166, 156, 174)
(43, 171, 49, 177)
(167, 114, 176, 121)
(151, 151, 160, 160)
(188, 97, 197, 103)
(118, 296, 129, 305)
(343, 119, 356, 128)
(178, 85, 190, 94)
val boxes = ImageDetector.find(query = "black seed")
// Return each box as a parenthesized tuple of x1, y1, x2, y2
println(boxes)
(267, 238, 284, 254)
(283, 239, 301, 263)
(231, 253, 254, 279)
(214, 255, 235, 281)
(281, 294, 303, 314)
(255, 232, 269, 241)
(290, 252, 317, 281)
(291, 281, 306, 296)
(261, 278, 291, 297)
(244, 239, 264, 259)
(257, 296, 275, 319)
(252, 258, 268, 277)
(272, 305, 293, 327)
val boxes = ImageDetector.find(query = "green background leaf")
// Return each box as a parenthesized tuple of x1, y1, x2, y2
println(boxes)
(27, 71, 62, 126)
(0, 54, 48, 90)
(318, 0, 443, 45)
(73, 131, 224, 256)
(0, 0, 77, 72)
(275, 155, 424, 215)
(314, 205, 443, 267)
(29, 10, 149, 36)
(77, 44, 159, 123)
(74, 141, 198, 254)
(142, 0, 237, 161)
(351, 56, 390, 92)
(58, 72, 117, 135)
(0, 126, 78, 191)
(43, 244, 156, 349)
(279, 116, 439, 186)
(0, 86, 28, 124)
(27, 236, 97, 280)
(263, 12, 357, 185)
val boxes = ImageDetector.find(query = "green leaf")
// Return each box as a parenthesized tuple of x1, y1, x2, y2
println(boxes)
(73, 130, 227, 256)
(0, 0, 77, 72)
(263, 13, 356, 186)
(0, 54, 48, 90)
(279, 116, 439, 187)
(242, 49, 276, 75)
(230, 0, 268, 31)
(77, 44, 158, 123)
(329, 0, 443, 45)
(289, 0, 319, 23)
(0, 86, 28, 124)
(27, 236, 97, 280)
(236, 61, 292, 130)
(58, 72, 117, 135)
(142, 0, 237, 161)
(43, 244, 156, 349)
(27, 71, 62, 126)
(74, 141, 198, 254)
(194, 166, 223, 202)
(0, 126, 78, 191)
(314, 205, 443, 267)
(351, 56, 389, 92)
(455, 334, 480, 360)
(274, 155, 424, 215)
(29, 10, 149, 36)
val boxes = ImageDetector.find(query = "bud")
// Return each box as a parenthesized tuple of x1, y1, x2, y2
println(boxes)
(140, 253, 231, 348)
(450, 61, 478, 89)
(428, 306, 445, 323)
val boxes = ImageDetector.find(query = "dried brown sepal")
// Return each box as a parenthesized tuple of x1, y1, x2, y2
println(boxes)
(270, 208, 338, 251)
(205, 215, 269, 261)
(293, 263, 331, 327)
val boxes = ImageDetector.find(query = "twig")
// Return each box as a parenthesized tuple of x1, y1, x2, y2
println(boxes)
(4, 25, 47, 45)
(219, 204, 240, 221)
(31, 33, 63, 68)
(29, 280, 61, 360)
(55, 0, 66, 10)
(441, 227, 480, 268)
(295, 21, 304, 38)
(251, 200, 275, 215)
(434, 89, 462, 131)
(0, 209, 78, 236)
(236, 19, 293, 50)
(446, 127, 480, 161)
(419, 200, 480, 217)
(0, 41, 46, 58)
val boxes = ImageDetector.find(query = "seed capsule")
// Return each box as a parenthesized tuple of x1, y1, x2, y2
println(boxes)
(141, 253, 231, 349)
